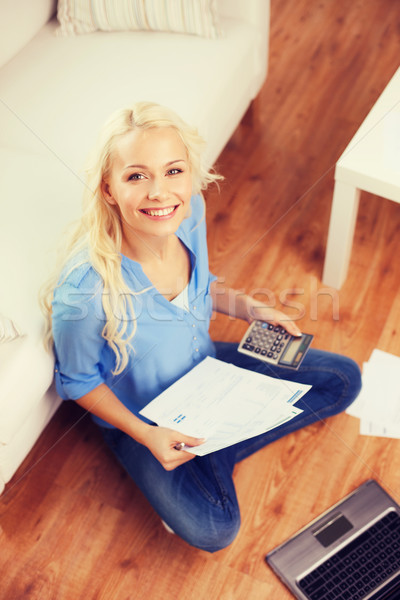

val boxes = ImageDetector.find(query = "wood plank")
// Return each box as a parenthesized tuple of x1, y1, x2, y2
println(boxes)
(376, 282, 400, 356)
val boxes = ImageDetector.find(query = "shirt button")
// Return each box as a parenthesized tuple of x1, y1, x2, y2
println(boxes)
(195, 348, 199, 352)
(192, 324, 196, 328)
(193, 306, 197, 310)
(193, 336, 197, 341)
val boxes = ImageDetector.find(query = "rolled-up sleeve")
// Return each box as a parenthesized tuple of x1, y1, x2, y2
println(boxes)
(52, 279, 106, 400)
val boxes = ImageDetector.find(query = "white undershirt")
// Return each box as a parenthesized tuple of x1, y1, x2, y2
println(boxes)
(170, 284, 190, 312)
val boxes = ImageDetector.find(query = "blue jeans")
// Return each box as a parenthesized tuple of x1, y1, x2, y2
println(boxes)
(99, 343, 361, 553)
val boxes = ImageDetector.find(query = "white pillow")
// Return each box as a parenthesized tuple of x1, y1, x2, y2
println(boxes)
(57, 0, 221, 38)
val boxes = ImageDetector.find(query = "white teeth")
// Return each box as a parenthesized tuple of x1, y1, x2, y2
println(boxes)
(142, 206, 175, 217)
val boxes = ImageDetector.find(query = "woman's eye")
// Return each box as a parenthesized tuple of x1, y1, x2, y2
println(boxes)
(128, 173, 144, 181)
(168, 168, 183, 176)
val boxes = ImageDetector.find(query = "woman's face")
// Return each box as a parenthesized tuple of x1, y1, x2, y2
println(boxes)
(102, 126, 193, 244)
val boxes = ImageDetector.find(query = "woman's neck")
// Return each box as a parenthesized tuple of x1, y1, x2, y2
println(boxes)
(122, 229, 191, 300)
(121, 229, 178, 266)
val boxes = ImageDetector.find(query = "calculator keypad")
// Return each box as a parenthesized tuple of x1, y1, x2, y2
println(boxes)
(240, 322, 290, 362)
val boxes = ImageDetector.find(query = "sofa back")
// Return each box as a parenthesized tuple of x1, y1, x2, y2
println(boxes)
(0, 0, 56, 69)
(0, 1, 268, 71)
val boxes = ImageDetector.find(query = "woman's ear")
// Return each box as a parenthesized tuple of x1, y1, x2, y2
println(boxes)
(101, 179, 116, 205)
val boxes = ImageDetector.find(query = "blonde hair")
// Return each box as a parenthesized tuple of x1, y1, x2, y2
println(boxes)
(42, 101, 222, 375)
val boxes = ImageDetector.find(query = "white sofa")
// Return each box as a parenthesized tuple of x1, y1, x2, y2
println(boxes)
(0, 0, 270, 493)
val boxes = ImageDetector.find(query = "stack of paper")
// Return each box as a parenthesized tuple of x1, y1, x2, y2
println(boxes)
(346, 349, 400, 438)
(140, 356, 311, 456)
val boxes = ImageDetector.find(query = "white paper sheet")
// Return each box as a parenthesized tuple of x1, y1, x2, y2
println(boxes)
(346, 349, 400, 438)
(140, 356, 311, 455)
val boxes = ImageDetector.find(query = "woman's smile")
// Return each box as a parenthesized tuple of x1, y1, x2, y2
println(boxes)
(139, 205, 179, 219)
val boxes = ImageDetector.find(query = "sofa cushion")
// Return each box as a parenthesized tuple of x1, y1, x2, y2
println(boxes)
(0, 148, 83, 337)
(0, 0, 56, 69)
(0, 16, 264, 172)
(57, 0, 221, 38)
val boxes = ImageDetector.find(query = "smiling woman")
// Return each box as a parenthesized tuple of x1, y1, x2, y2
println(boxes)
(43, 101, 222, 375)
(41, 101, 361, 553)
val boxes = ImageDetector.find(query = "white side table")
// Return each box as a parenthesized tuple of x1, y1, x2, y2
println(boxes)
(322, 66, 400, 289)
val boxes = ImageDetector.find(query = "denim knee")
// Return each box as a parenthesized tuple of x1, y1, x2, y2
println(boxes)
(189, 519, 240, 553)
(183, 510, 241, 553)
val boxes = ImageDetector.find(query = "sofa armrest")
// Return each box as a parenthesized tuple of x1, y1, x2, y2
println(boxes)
(217, 0, 270, 83)
(0, 0, 56, 69)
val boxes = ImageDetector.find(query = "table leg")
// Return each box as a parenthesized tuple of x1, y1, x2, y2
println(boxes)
(322, 180, 360, 289)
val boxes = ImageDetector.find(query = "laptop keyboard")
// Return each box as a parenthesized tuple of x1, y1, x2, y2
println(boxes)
(298, 511, 400, 600)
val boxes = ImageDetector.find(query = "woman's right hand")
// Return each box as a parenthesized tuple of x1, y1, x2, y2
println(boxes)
(143, 425, 205, 471)
(74, 385, 204, 470)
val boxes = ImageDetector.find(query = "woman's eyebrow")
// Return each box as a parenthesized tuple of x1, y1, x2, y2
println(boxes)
(123, 159, 187, 170)
(166, 159, 186, 166)
(123, 163, 147, 170)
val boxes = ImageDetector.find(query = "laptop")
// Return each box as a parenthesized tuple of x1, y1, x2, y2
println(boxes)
(266, 479, 400, 600)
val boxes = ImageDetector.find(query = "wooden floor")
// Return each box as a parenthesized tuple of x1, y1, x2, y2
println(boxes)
(1, 1, 400, 598)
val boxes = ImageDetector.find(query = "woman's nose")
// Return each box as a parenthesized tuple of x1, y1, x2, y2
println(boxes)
(148, 177, 167, 201)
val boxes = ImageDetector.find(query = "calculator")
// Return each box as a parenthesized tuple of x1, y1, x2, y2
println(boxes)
(237, 320, 313, 370)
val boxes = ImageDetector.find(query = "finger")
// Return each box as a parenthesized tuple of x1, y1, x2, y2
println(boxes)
(282, 321, 302, 337)
(273, 314, 302, 337)
(174, 434, 206, 449)
(173, 441, 186, 451)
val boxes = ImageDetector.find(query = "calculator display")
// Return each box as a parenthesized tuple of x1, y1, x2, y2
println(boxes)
(280, 338, 302, 364)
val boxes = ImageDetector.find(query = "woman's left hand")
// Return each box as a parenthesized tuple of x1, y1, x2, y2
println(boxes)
(247, 305, 302, 337)
(210, 281, 303, 337)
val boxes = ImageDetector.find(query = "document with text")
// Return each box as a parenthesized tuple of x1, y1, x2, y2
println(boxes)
(346, 349, 400, 438)
(140, 356, 312, 456)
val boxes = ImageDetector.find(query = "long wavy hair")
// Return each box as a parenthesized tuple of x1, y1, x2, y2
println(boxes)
(42, 101, 222, 375)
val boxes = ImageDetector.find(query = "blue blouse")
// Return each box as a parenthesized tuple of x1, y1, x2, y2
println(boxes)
(52, 194, 216, 427)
